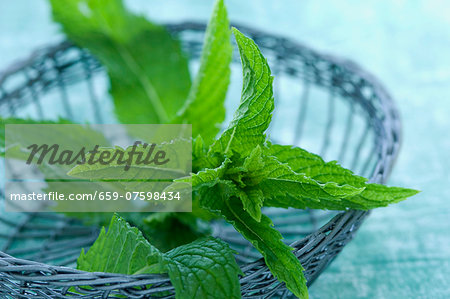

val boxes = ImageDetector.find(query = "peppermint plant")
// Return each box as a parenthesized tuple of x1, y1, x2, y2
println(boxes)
(0, 0, 418, 298)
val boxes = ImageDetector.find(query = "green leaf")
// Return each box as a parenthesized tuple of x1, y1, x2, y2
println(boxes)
(265, 143, 367, 186)
(227, 145, 269, 187)
(77, 214, 164, 274)
(239, 187, 264, 222)
(199, 190, 308, 299)
(67, 142, 190, 194)
(50, 0, 191, 124)
(3, 121, 110, 180)
(210, 28, 274, 156)
(0, 117, 72, 155)
(193, 167, 264, 222)
(67, 147, 183, 179)
(346, 184, 420, 209)
(192, 135, 219, 170)
(78, 215, 241, 298)
(176, 0, 232, 142)
(259, 155, 366, 210)
(265, 143, 419, 209)
(165, 236, 242, 299)
(189, 158, 231, 188)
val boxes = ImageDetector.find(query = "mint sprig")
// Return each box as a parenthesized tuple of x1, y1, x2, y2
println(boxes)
(0, 117, 72, 155)
(184, 28, 418, 297)
(73, 24, 417, 298)
(2, 0, 419, 298)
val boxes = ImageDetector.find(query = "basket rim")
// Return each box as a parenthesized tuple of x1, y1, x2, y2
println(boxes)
(0, 21, 402, 296)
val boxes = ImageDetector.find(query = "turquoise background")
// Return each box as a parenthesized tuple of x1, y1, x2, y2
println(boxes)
(1, 1, 449, 298)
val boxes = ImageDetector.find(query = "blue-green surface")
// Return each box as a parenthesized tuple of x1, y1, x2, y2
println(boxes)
(1, 1, 449, 298)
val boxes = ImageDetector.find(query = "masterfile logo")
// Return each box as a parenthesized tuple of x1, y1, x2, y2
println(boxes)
(25, 141, 170, 171)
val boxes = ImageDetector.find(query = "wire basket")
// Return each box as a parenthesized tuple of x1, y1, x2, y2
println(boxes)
(0, 22, 401, 298)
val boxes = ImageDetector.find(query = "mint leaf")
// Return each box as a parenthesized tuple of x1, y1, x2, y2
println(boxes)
(238, 187, 264, 222)
(77, 214, 164, 274)
(265, 143, 368, 186)
(199, 190, 308, 299)
(192, 164, 265, 222)
(165, 236, 242, 299)
(67, 141, 190, 191)
(189, 158, 230, 187)
(259, 155, 366, 210)
(176, 0, 232, 142)
(67, 146, 185, 180)
(192, 135, 218, 170)
(78, 215, 241, 298)
(50, 0, 191, 124)
(0, 117, 71, 155)
(209, 28, 274, 157)
(346, 184, 419, 209)
(265, 143, 419, 209)
(228, 145, 269, 187)
(225, 146, 267, 221)
(3, 121, 110, 179)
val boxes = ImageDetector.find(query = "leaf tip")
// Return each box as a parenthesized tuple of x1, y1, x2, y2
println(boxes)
(231, 26, 239, 36)
(404, 188, 421, 198)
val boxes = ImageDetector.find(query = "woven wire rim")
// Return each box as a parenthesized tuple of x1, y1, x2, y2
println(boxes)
(0, 22, 402, 298)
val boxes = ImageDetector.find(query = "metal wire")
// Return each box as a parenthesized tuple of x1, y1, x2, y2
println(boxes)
(0, 22, 402, 298)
